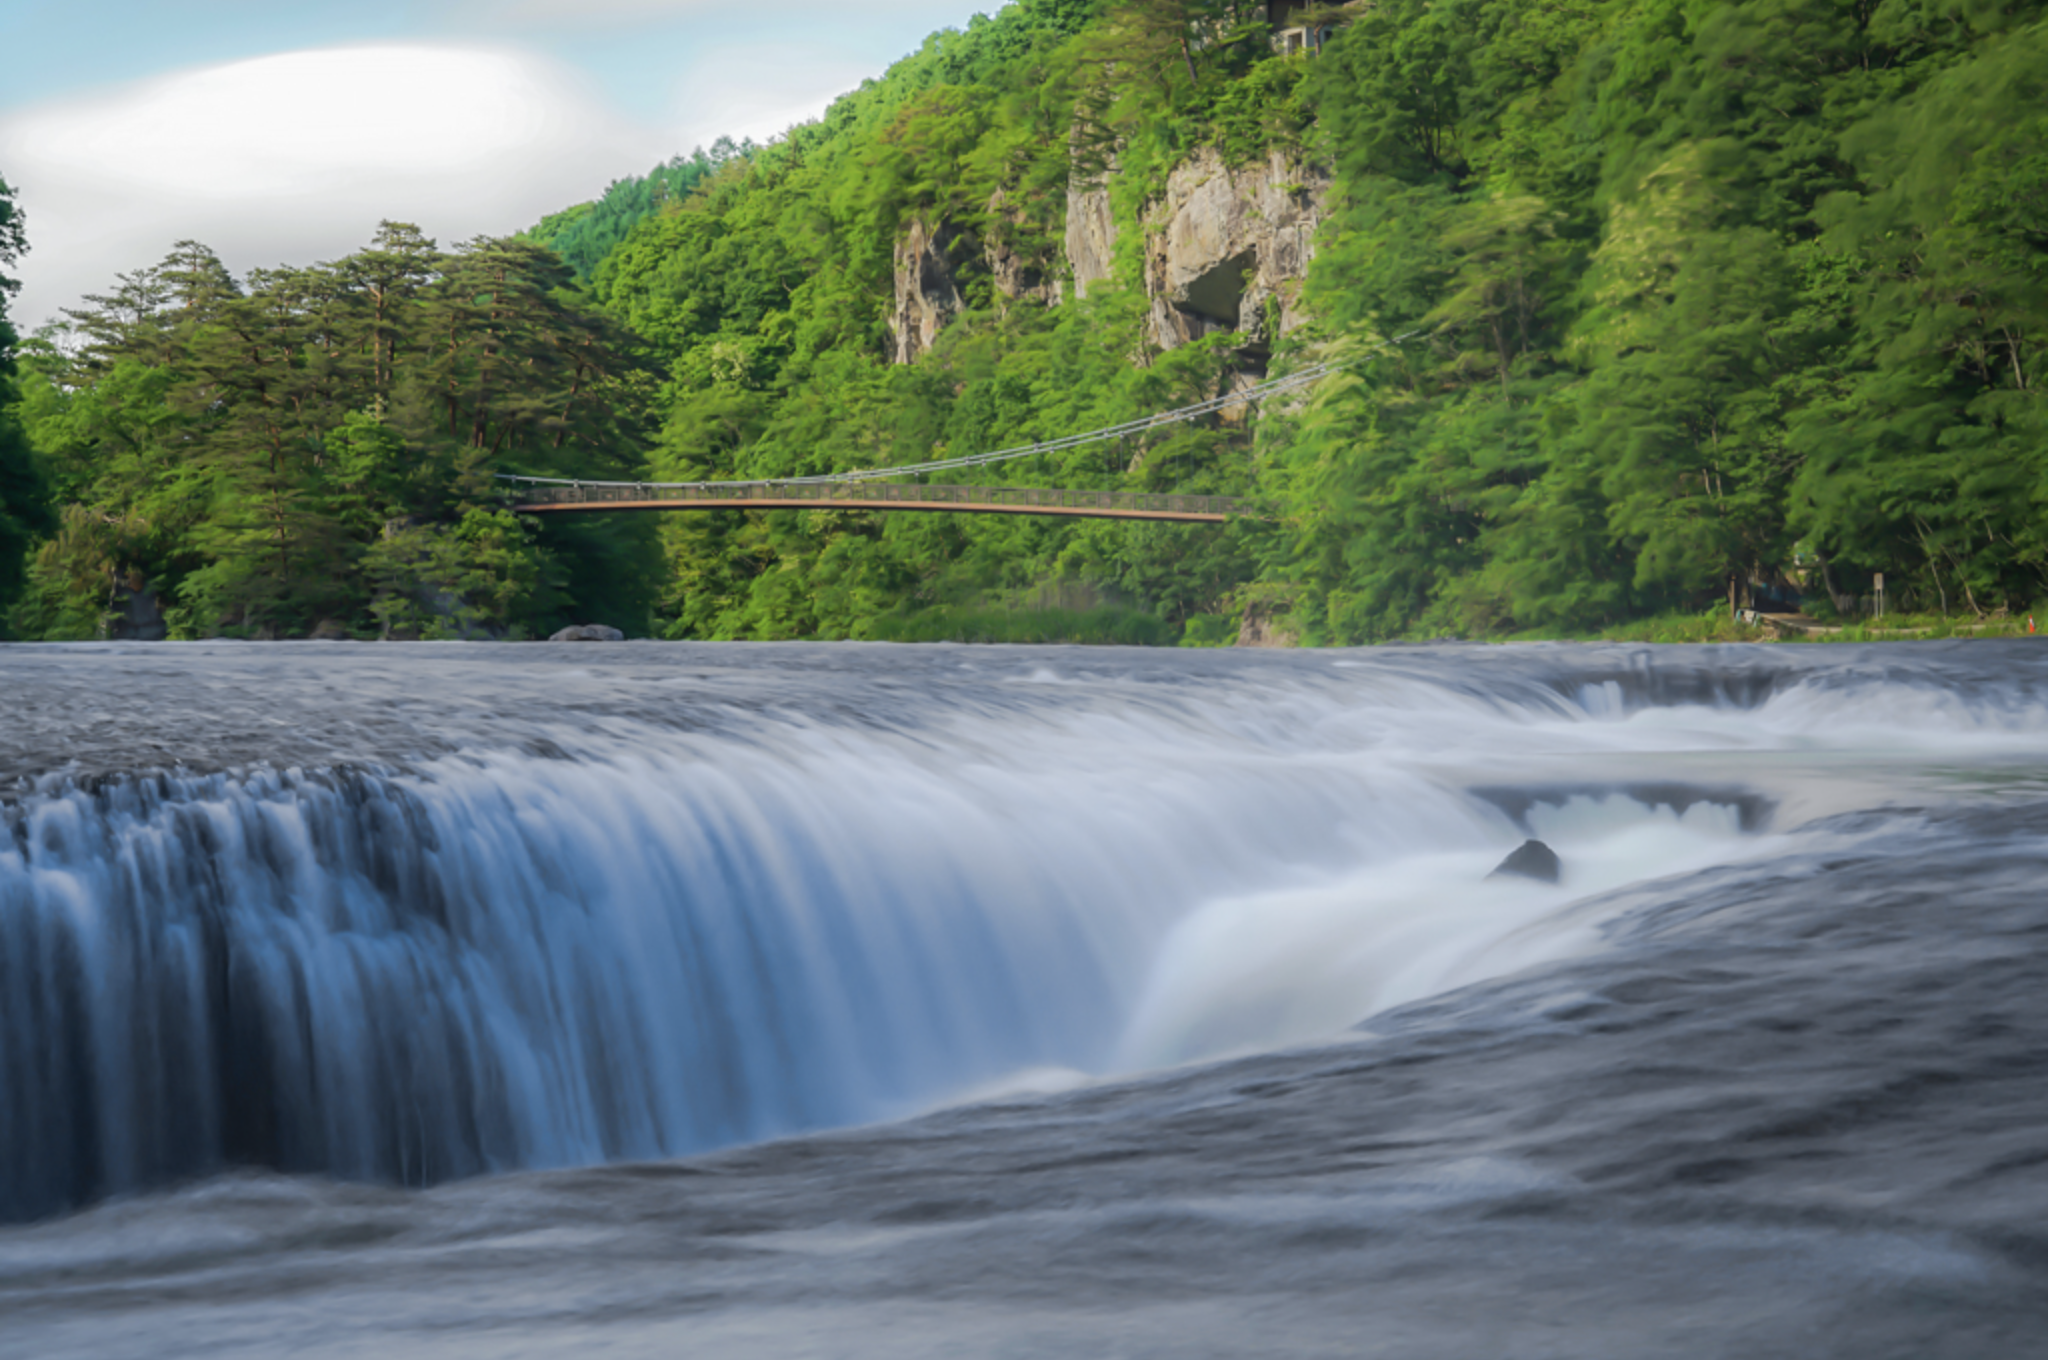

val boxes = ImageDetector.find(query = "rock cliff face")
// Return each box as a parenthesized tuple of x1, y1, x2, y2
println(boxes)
(1064, 179, 1118, 301)
(891, 147, 1328, 364)
(1235, 608, 1300, 649)
(1142, 148, 1331, 356)
(986, 191, 1056, 308)
(890, 220, 969, 365)
(891, 206, 1059, 363)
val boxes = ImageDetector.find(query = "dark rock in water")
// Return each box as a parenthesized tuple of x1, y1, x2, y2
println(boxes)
(110, 586, 168, 642)
(549, 624, 625, 643)
(1489, 838, 1561, 884)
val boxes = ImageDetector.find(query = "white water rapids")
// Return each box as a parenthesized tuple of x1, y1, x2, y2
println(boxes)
(6, 640, 2044, 1228)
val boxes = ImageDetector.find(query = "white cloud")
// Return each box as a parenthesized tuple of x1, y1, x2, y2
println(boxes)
(667, 49, 878, 153)
(0, 7, 1011, 332)
(472, 0, 726, 23)
(0, 44, 667, 330)
(470, 0, 981, 29)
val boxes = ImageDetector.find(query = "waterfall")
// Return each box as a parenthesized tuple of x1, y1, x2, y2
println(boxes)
(6, 640, 2045, 1222)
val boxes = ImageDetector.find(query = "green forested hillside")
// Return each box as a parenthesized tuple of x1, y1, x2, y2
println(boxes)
(0, 178, 54, 635)
(586, 0, 1283, 640)
(525, 139, 754, 283)
(1282, 0, 2048, 640)
(2, 0, 2043, 642)
(8, 231, 656, 640)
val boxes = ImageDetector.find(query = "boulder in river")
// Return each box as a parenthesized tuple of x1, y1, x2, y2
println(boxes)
(548, 624, 625, 643)
(1488, 839, 1561, 884)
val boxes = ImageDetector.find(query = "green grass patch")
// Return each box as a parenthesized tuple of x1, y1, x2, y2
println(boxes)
(1567, 607, 2048, 644)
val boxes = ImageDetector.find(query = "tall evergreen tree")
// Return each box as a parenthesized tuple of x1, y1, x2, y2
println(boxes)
(15, 229, 653, 639)
(0, 174, 55, 635)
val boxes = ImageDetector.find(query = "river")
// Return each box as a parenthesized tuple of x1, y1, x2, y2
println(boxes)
(2, 640, 2044, 1357)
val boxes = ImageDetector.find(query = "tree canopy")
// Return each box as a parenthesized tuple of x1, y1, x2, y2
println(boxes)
(10, 228, 655, 639)
(1266, 0, 2048, 639)
(7, 0, 2046, 643)
(0, 176, 54, 635)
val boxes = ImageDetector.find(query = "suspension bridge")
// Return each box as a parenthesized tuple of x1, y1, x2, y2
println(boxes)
(501, 349, 1399, 524)
(508, 481, 1254, 522)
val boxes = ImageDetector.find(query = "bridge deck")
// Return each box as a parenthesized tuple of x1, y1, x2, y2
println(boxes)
(509, 482, 1256, 524)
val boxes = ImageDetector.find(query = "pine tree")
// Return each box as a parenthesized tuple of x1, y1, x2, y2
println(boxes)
(0, 174, 55, 633)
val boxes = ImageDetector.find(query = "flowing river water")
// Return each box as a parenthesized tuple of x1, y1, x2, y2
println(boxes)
(1, 640, 2044, 1357)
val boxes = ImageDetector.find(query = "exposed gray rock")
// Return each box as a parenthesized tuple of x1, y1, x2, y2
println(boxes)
(1064, 178, 1118, 301)
(1143, 147, 1331, 352)
(1488, 839, 1562, 884)
(890, 146, 1325, 361)
(1235, 610, 1297, 649)
(890, 219, 970, 365)
(548, 624, 625, 643)
(985, 190, 1054, 308)
(110, 586, 168, 642)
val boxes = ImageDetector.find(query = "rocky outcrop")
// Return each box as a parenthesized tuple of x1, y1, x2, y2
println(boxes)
(549, 624, 624, 642)
(988, 235, 1050, 305)
(985, 191, 1055, 307)
(1064, 179, 1118, 301)
(108, 586, 167, 642)
(890, 147, 1328, 363)
(890, 220, 970, 365)
(1142, 148, 1331, 354)
(892, 201, 1062, 361)
(1488, 839, 1562, 884)
(1235, 605, 1298, 648)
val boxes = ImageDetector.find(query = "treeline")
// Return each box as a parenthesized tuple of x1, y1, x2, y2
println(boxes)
(525, 138, 755, 282)
(1272, 0, 2048, 639)
(577, 0, 2048, 641)
(0, 179, 50, 624)
(582, 0, 1306, 640)
(3, 0, 2044, 642)
(5, 228, 655, 639)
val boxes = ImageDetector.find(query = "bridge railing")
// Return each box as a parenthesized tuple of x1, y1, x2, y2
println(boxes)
(507, 480, 1262, 518)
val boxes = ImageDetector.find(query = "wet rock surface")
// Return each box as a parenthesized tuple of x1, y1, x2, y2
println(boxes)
(1488, 838, 1562, 883)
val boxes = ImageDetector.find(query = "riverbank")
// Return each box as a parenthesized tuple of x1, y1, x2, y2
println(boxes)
(1549, 608, 2048, 647)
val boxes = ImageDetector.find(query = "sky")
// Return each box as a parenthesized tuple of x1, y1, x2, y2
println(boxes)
(0, 0, 1001, 331)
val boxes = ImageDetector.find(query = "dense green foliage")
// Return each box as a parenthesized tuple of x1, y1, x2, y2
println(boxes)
(0, 176, 55, 636)
(580, 0, 1313, 640)
(526, 139, 753, 282)
(9, 230, 655, 639)
(7, 0, 2045, 643)
(1272, 0, 2048, 639)
(580, 0, 2048, 642)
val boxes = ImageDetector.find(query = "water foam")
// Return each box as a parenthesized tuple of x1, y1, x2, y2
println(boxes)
(8, 642, 2047, 1218)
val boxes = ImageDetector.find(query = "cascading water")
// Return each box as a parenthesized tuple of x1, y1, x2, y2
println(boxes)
(4, 640, 2048, 1360)
(5, 639, 2038, 1226)
(0, 653, 1517, 1216)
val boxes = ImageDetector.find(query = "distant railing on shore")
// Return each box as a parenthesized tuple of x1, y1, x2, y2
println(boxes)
(506, 480, 1263, 523)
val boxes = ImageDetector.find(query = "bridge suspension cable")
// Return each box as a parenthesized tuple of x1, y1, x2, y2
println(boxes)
(497, 331, 1420, 494)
